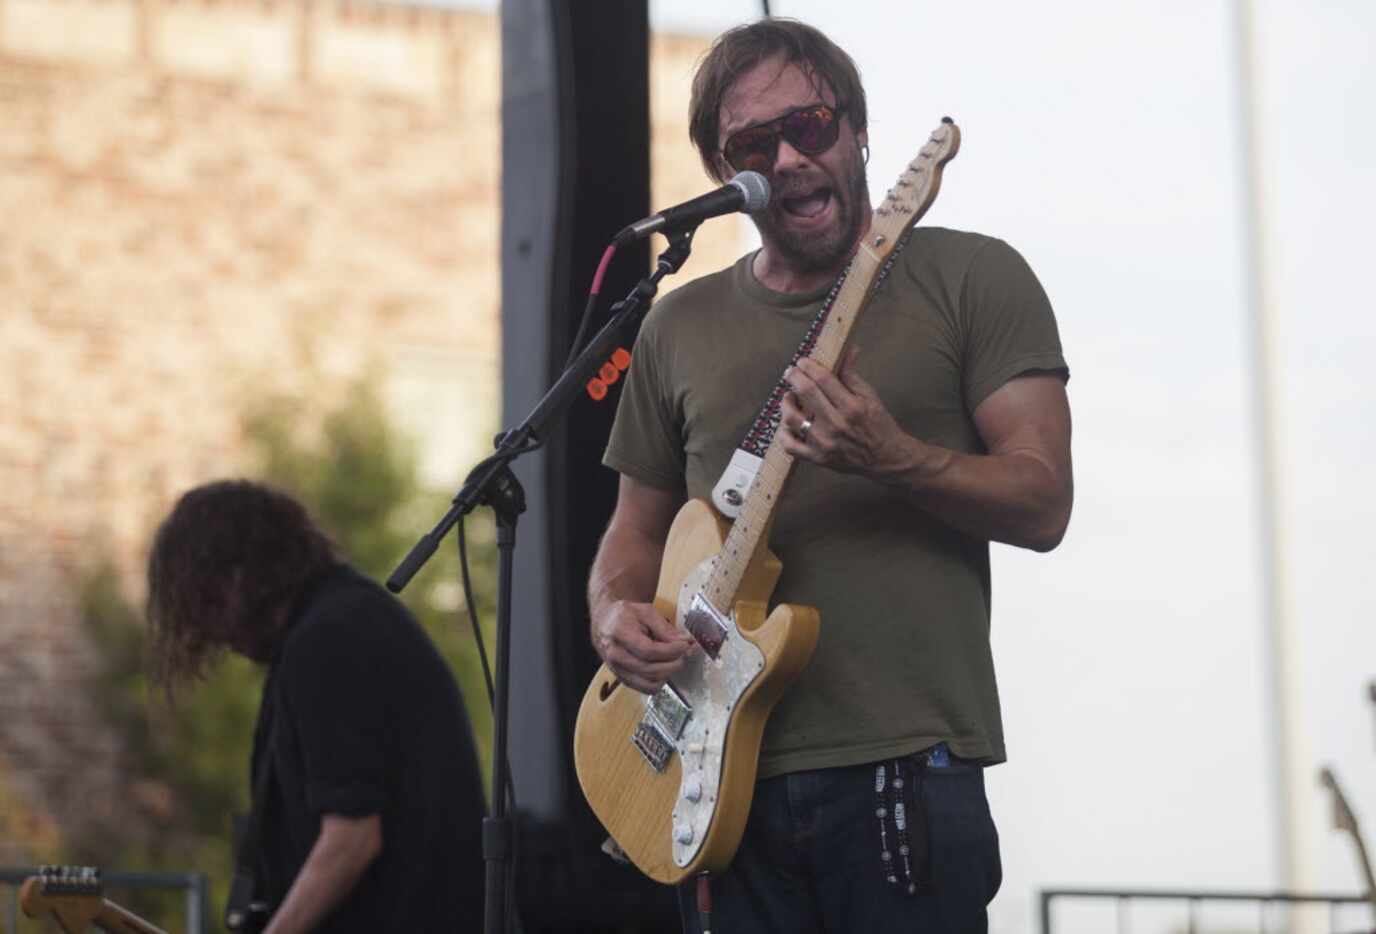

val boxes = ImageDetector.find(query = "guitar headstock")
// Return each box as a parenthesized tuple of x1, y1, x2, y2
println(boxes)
(20, 865, 105, 930)
(1319, 767, 1360, 834)
(862, 117, 962, 263)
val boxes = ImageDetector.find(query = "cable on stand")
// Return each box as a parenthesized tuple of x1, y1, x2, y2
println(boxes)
(387, 228, 696, 934)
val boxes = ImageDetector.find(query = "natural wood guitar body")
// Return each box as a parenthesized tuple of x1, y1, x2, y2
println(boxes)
(574, 498, 819, 884)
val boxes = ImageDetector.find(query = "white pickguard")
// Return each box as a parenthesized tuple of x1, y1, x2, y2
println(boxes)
(664, 556, 765, 868)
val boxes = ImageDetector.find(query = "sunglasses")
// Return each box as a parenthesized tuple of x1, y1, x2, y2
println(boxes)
(721, 104, 845, 175)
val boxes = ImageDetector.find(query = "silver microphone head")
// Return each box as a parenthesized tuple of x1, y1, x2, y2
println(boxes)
(729, 171, 771, 213)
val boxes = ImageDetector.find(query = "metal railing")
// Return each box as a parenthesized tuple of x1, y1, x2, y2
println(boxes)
(1, 867, 208, 934)
(1041, 888, 1374, 934)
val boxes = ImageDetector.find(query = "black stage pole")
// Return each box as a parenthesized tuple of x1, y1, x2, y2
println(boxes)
(388, 230, 695, 934)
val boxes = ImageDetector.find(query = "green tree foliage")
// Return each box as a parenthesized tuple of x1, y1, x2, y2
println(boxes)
(76, 378, 497, 928)
(240, 380, 499, 781)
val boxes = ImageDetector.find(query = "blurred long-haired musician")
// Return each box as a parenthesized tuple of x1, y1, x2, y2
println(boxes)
(147, 479, 483, 933)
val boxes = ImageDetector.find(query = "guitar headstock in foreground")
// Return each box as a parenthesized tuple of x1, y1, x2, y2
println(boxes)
(20, 865, 167, 934)
(20, 866, 104, 932)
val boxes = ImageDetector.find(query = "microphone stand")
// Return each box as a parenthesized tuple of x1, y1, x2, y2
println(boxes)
(387, 227, 696, 934)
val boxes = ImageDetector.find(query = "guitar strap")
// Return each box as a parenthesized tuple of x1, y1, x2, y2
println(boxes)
(243, 708, 277, 870)
(709, 266, 846, 518)
(709, 234, 914, 518)
(226, 677, 280, 932)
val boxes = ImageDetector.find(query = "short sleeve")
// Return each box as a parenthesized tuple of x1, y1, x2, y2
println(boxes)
(960, 238, 1069, 412)
(602, 310, 687, 490)
(278, 599, 392, 818)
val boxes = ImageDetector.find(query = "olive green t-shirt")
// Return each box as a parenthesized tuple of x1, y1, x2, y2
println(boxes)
(603, 227, 1068, 777)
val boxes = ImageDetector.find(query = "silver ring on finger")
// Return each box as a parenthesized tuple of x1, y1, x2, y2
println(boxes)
(797, 417, 813, 442)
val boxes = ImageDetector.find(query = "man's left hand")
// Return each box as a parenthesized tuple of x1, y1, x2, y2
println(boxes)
(778, 353, 923, 480)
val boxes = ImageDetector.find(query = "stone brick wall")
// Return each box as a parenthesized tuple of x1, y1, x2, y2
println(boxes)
(0, 0, 738, 862)
(0, 0, 505, 861)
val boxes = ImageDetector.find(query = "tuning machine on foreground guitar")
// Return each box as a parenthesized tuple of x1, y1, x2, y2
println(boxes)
(572, 117, 962, 886)
(20, 865, 167, 934)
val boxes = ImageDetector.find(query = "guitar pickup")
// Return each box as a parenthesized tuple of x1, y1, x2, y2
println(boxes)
(683, 593, 730, 659)
(648, 682, 692, 739)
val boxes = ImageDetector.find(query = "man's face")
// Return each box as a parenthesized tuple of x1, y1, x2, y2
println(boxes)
(717, 57, 870, 277)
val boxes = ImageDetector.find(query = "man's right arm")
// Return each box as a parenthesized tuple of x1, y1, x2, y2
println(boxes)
(261, 813, 382, 934)
(587, 475, 694, 694)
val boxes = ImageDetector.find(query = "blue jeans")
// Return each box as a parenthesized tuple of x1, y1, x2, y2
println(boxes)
(677, 747, 1001, 933)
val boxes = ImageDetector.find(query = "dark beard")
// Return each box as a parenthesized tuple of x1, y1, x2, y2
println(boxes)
(755, 155, 869, 276)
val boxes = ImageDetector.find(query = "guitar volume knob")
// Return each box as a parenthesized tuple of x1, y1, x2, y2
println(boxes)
(683, 777, 703, 802)
(673, 821, 694, 845)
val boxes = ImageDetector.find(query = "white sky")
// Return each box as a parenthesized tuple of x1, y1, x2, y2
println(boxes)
(438, 1, 1376, 930)
(666, 3, 1376, 930)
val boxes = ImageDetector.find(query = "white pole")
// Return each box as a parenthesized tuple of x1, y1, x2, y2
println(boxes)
(1232, 0, 1317, 908)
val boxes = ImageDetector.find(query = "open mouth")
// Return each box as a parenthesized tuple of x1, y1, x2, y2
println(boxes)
(781, 187, 834, 219)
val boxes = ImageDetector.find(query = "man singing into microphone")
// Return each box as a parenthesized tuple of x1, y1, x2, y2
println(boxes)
(587, 18, 1072, 933)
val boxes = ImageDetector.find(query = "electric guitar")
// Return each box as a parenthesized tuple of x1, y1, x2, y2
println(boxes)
(573, 118, 963, 884)
(19, 865, 167, 934)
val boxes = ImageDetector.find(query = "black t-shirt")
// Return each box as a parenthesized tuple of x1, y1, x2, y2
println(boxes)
(250, 564, 484, 932)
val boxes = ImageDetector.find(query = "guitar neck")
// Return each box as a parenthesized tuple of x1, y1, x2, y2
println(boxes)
(702, 245, 888, 606)
(95, 899, 169, 934)
(702, 120, 960, 612)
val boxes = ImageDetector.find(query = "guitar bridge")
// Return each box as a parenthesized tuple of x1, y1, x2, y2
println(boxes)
(631, 682, 692, 773)
(631, 720, 674, 772)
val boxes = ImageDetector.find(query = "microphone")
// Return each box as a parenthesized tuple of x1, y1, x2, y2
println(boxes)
(615, 171, 770, 244)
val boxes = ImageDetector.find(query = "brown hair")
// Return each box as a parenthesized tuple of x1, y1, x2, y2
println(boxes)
(689, 18, 867, 182)
(147, 479, 337, 692)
